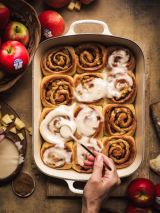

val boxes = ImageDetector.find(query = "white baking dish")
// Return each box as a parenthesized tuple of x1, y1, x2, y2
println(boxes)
(33, 20, 145, 194)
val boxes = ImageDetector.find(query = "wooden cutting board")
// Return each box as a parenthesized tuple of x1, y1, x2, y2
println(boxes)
(150, 101, 160, 139)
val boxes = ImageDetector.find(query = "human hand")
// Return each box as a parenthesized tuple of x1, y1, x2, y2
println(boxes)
(82, 152, 121, 213)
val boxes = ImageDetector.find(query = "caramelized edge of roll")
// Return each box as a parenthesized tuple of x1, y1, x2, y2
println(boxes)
(102, 135, 136, 169)
(76, 43, 107, 73)
(40, 74, 74, 108)
(103, 104, 137, 136)
(41, 46, 77, 76)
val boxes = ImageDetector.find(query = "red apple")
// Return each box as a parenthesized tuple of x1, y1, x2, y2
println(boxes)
(44, 0, 70, 8)
(3, 21, 30, 46)
(0, 3, 10, 30)
(125, 205, 152, 213)
(38, 10, 65, 38)
(80, 0, 95, 5)
(0, 41, 29, 74)
(127, 178, 155, 207)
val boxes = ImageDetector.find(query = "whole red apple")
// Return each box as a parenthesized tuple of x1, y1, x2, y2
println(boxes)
(38, 10, 65, 38)
(0, 41, 29, 74)
(80, 0, 95, 5)
(44, 0, 70, 8)
(125, 205, 152, 213)
(0, 3, 10, 30)
(127, 178, 155, 207)
(3, 21, 30, 46)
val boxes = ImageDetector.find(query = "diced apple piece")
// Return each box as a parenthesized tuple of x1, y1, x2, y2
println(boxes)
(68, 1, 75, 10)
(27, 127, 32, 136)
(9, 127, 17, 134)
(14, 118, 25, 130)
(1, 114, 13, 124)
(9, 114, 15, 120)
(2, 126, 7, 131)
(75, 1, 81, 11)
(17, 133, 24, 141)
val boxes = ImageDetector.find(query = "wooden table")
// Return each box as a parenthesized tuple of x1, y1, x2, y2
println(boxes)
(0, 0, 160, 212)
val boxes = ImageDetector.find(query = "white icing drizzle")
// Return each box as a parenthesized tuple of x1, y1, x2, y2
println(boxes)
(108, 49, 130, 69)
(40, 104, 76, 148)
(15, 141, 23, 151)
(75, 105, 102, 137)
(43, 147, 72, 167)
(75, 70, 133, 102)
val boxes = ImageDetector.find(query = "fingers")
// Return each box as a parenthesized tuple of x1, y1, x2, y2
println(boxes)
(84, 160, 94, 167)
(91, 154, 103, 180)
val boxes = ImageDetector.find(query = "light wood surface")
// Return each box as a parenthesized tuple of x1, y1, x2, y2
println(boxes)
(0, 0, 160, 212)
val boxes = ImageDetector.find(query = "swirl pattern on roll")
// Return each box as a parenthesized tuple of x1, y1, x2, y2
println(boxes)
(106, 46, 135, 71)
(104, 104, 136, 136)
(107, 71, 137, 104)
(102, 136, 136, 169)
(40, 75, 74, 107)
(41, 142, 73, 169)
(41, 46, 76, 76)
(76, 43, 107, 73)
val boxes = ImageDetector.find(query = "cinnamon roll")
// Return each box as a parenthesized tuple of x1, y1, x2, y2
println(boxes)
(104, 104, 136, 136)
(106, 71, 137, 104)
(102, 136, 136, 169)
(40, 75, 74, 107)
(74, 73, 104, 104)
(75, 43, 107, 73)
(41, 142, 73, 169)
(40, 105, 76, 148)
(74, 105, 103, 138)
(106, 46, 136, 71)
(72, 138, 102, 173)
(41, 46, 76, 76)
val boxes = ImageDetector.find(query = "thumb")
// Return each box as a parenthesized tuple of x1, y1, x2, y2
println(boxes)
(91, 154, 103, 180)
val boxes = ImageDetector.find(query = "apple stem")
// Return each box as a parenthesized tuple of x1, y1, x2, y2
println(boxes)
(15, 25, 19, 33)
(7, 47, 12, 54)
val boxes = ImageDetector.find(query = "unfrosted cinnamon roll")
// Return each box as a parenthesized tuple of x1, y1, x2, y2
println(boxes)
(41, 142, 73, 169)
(72, 138, 102, 173)
(106, 71, 137, 104)
(106, 46, 136, 71)
(40, 105, 76, 148)
(74, 73, 104, 104)
(104, 104, 136, 136)
(74, 105, 103, 138)
(76, 43, 107, 73)
(41, 46, 76, 76)
(40, 75, 74, 107)
(102, 136, 136, 169)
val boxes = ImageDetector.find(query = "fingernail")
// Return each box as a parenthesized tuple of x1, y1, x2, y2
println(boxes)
(96, 155, 102, 162)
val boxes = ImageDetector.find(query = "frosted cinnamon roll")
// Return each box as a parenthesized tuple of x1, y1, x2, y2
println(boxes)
(104, 104, 136, 136)
(102, 136, 136, 169)
(76, 43, 107, 73)
(106, 46, 136, 71)
(40, 75, 74, 107)
(41, 142, 73, 169)
(74, 73, 104, 104)
(40, 105, 76, 148)
(72, 139, 102, 173)
(41, 46, 76, 76)
(74, 105, 103, 138)
(106, 71, 137, 104)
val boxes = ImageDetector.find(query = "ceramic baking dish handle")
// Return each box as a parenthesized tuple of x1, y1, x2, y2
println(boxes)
(66, 19, 112, 35)
(65, 179, 84, 194)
